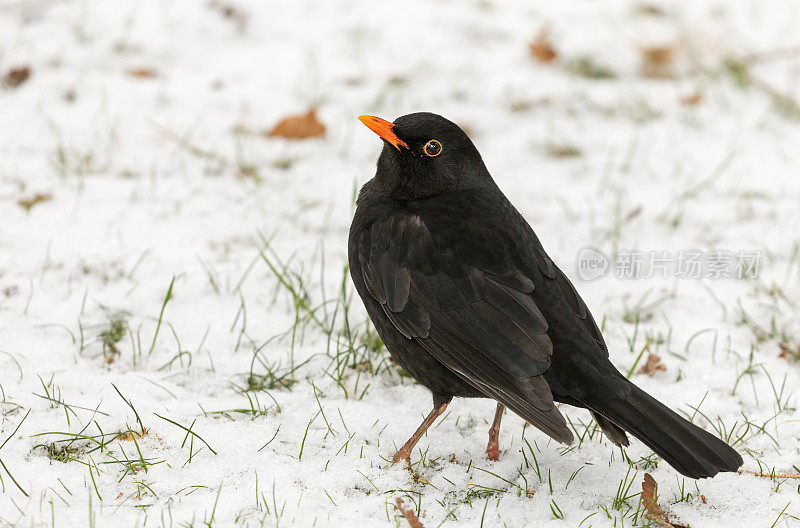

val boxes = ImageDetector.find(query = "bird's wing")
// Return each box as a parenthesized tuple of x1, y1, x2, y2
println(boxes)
(537, 251, 609, 357)
(357, 209, 573, 444)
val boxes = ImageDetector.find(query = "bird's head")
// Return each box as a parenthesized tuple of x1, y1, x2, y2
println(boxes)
(359, 112, 489, 200)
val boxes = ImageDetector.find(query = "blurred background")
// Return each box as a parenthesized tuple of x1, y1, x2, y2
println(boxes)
(1, 1, 799, 527)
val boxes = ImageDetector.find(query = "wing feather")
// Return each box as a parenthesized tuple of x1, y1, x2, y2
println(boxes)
(379, 254, 411, 312)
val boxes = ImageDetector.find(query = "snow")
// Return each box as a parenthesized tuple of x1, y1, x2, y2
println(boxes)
(1, 0, 799, 526)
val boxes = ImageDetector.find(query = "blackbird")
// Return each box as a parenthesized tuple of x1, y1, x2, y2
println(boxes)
(348, 112, 743, 479)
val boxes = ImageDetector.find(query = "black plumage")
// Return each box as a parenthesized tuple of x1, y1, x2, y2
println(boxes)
(349, 112, 743, 478)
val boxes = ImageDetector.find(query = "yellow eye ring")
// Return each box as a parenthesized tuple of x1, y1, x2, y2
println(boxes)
(424, 140, 443, 157)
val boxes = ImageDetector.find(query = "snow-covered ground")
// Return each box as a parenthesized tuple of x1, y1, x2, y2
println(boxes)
(2, 0, 799, 526)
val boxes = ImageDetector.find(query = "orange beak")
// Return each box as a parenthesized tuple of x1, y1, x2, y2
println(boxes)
(358, 115, 408, 150)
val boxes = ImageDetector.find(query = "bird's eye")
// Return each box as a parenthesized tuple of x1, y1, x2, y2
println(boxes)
(423, 140, 442, 157)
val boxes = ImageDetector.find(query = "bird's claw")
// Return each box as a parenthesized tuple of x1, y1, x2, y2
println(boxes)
(392, 450, 411, 466)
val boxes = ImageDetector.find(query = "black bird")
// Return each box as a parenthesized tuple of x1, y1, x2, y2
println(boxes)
(348, 112, 743, 478)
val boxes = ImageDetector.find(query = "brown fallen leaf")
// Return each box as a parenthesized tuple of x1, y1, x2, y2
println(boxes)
(353, 361, 371, 372)
(641, 45, 675, 78)
(529, 29, 558, 63)
(681, 92, 703, 106)
(641, 473, 688, 528)
(129, 68, 158, 79)
(778, 342, 798, 361)
(546, 143, 582, 158)
(267, 109, 325, 139)
(634, 3, 667, 16)
(17, 192, 52, 211)
(638, 353, 666, 376)
(641, 473, 665, 519)
(3, 66, 31, 88)
(118, 428, 147, 441)
(624, 205, 643, 223)
(395, 498, 425, 528)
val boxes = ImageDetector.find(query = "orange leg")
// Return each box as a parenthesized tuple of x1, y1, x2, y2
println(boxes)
(392, 403, 448, 464)
(486, 402, 505, 461)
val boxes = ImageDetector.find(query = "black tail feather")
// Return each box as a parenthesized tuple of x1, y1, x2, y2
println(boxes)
(591, 410, 629, 447)
(589, 384, 743, 479)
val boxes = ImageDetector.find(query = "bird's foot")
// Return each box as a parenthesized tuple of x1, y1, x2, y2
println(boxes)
(486, 402, 504, 461)
(486, 440, 500, 461)
(392, 449, 412, 465)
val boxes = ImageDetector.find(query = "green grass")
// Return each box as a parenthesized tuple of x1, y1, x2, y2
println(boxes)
(255, 232, 400, 404)
(100, 313, 128, 362)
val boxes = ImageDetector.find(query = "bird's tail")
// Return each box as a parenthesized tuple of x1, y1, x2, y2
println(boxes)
(588, 383, 743, 479)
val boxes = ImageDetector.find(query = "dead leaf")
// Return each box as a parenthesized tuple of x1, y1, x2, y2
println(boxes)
(353, 361, 371, 372)
(641, 473, 688, 528)
(3, 66, 31, 88)
(624, 205, 643, 222)
(3, 286, 19, 298)
(118, 428, 147, 441)
(634, 3, 667, 16)
(546, 143, 582, 158)
(778, 342, 798, 361)
(529, 29, 558, 63)
(641, 46, 675, 78)
(17, 192, 52, 211)
(641, 474, 665, 520)
(129, 68, 158, 79)
(681, 92, 703, 106)
(267, 109, 325, 139)
(701, 494, 707, 504)
(395, 498, 425, 528)
(637, 354, 666, 376)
